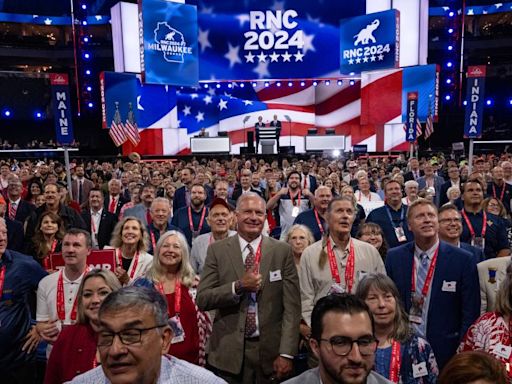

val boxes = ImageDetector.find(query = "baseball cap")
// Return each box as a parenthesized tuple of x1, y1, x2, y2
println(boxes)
(209, 197, 233, 211)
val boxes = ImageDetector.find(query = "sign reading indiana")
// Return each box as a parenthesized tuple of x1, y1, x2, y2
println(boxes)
(139, 0, 198, 87)
(464, 66, 486, 139)
(339, 10, 400, 74)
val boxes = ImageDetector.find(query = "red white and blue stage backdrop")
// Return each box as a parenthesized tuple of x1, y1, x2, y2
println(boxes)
(101, 63, 438, 156)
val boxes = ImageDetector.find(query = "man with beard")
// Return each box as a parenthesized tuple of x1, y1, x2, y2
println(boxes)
(300, 196, 384, 337)
(293, 186, 333, 241)
(386, 199, 480, 369)
(283, 294, 392, 384)
(124, 183, 156, 227)
(267, 171, 314, 240)
(71, 165, 94, 206)
(36, 229, 92, 350)
(366, 180, 413, 248)
(459, 179, 509, 260)
(191, 198, 236, 274)
(487, 166, 512, 213)
(172, 183, 211, 247)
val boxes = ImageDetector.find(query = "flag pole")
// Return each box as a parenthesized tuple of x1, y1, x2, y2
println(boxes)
(468, 139, 474, 175)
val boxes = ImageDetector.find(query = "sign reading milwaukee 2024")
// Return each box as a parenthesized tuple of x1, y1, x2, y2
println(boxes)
(339, 10, 400, 74)
(139, 0, 198, 86)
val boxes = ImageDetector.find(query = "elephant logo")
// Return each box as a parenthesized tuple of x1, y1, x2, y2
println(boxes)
(353, 19, 380, 46)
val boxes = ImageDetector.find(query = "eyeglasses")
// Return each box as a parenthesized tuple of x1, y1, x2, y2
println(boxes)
(97, 324, 167, 347)
(319, 336, 378, 356)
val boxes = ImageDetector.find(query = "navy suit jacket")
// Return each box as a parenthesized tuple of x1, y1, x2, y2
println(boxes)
(417, 176, 445, 207)
(81, 210, 118, 249)
(6, 216, 24, 252)
(386, 240, 480, 370)
(460, 242, 484, 265)
(8, 200, 35, 224)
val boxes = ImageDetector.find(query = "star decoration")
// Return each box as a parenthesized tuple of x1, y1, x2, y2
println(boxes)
(190, 93, 199, 99)
(294, 51, 304, 62)
(378, 54, 384, 61)
(467, 9, 474, 15)
(195, 111, 204, 122)
(253, 61, 270, 79)
(203, 95, 213, 105)
(245, 51, 255, 63)
(44, 18, 53, 25)
(236, 14, 250, 27)
(218, 99, 228, 111)
(207, 88, 216, 96)
(183, 106, 191, 116)
(302, 33, 316, 54)
(243, 100, 254, 106)
(257, 52, 267, 63)
(355, 57, 361, 64)
(224, 43, 242, 68)
(348, 59, 354, 65)
(137, 96, 144, 111)
(370, 56, 376, 62)
(198, 29, 212, 53)
(269, 51, 280, 62)
(95, 15, 102, 21)
(363, 56, 369, 63)
(496, 3, 503, 9)
(281, 52, 292, 62)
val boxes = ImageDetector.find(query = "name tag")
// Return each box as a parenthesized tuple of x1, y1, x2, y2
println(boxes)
(412, 362, 428, 378)
(269, 270, 282, 282)
(495, 343, 512, 359)
(442, 280, 456, 292)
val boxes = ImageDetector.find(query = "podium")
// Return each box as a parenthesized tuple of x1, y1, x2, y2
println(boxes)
(260, 139, 275, 154)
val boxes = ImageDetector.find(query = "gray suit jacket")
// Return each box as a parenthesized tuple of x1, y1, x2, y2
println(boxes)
(477, 256, 510, 314)
(196, 234, 301, 375)
(123, 203, 150, 226)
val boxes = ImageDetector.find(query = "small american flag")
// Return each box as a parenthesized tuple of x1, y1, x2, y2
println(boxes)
(425, 112, 434, 139)
(109, 120, 127, 147)
(416, 118, 423, 137)
(125, 119, 141, 146)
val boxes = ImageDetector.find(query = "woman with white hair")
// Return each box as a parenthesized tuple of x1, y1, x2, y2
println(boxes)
(134, 230, 210, 366)
(446, 186, 461, 205)
(402, 180, 419, 206)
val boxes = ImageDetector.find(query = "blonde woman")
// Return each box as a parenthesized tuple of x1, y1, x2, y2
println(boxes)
(108, 216, 153, 285)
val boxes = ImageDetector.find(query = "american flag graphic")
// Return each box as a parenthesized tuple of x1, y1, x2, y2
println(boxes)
(109, 120, 127, 147)
(125, 120, 141, 146)
(425, 112, 434, 139)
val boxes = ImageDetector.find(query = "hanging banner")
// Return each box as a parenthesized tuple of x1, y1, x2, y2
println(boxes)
(139, 0, 199, 87)
(339, 10, 400, 74)
(464, 66, 486, 139)
(49, 74, 75, 146)
(406, 92, 418, 143)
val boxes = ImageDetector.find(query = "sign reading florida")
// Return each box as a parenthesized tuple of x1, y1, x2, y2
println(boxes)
(339, 10, 400, 74)
(139, 0, 198, 86)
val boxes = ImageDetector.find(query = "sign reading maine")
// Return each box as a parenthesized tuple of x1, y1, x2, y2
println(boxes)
(147, 22, 193, 63)
(339, 10, 399, 74)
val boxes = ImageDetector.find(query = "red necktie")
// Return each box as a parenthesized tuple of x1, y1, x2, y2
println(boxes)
(244, 244, 257, 337)
(109, 197, 116, 213)
(8, 202, 16, 220)
(303, 177, 307, 189)
(146, 208, 152, 225)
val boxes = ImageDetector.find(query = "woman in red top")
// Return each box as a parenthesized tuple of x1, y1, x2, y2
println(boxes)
(134, 230, 210, 366)
(44, 269, 121, 384)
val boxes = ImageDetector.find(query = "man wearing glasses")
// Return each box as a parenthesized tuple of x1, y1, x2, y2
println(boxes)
(70, 286, 225, 384)
(283, 294, 392, 384)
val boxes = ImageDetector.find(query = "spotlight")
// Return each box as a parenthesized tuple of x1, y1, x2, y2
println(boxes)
(447, 45, 453, 51)
(332, 149, 341, 158)
(252, 82, 257, 88)
(240, 83, 245, 88)
(337, 80, 343, 86)
(445, 95, 451, 101)
(313, 81, 318, 87)
(486, 99, 493, 106)
(325, 80, 330, 86)
(85, 69, 91, 75)
(81, 4, 87, 10)
(35, 112, 43, 119)
(446, 62, 453, 68)
(3, 110, 11, 117)
(88, 102, 93, 108)
(203, 83, 208, 89)
(216, 83, 221, 89)
(227, 83, 233, 88)
(300, 81, 305, 87)
(288, 81, 293, 87)
(349, 80, 355, 86)
(264, 82, 270, 87)
(448, 28, 454, 33)
(82, 21, 88, 26)
(446, 79, 452, 84)
(84, 53, 90, 59)
(509, 99, 512, 105)
(463, 100, 468, 106)
(448, 11, 454, 17)
(276, 82, 281, 87)
(83, 37, 89, 43)
(86, 86, 92, 91)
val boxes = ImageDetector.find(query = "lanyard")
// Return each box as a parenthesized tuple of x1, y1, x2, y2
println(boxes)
(156, 278, 182, 316)
(385, 205, 404, 228)
(188, 207, 206, 234)
(56, 268, 88, 321)
(326, 238, 355, 293)
(90, 212, 99, 235)
(461, 209, 487, 239)
(117, 249, 140, 280)
(290, 190, 301, 207)
(389, 340, 402, 383)
(493, 184, 506, 202)
(43, 239, 58, 270)
(0, 265, 5, 299)
(314, 209, 324, 235)
(150, 231, 157, 252)
(410, 246, 439, 295)
(358, 191, 371, 202)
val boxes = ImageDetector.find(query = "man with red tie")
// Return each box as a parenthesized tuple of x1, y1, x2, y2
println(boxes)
(104, 179, 126, 218)
(123, 183, 156, 227)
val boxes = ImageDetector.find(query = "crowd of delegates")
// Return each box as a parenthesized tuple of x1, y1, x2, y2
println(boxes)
(3, 152, 512, 383)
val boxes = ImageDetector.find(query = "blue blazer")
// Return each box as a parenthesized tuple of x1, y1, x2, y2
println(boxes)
(460, 242, 484, 265)
(173, 185, 214, 214)
(385, 240, 480, 370)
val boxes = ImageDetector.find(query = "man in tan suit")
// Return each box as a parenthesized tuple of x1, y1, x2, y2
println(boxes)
(197, 193, 300, 383)
(477, 256, 510, 314)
